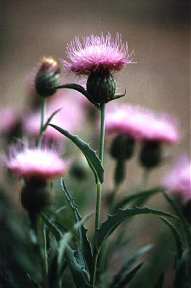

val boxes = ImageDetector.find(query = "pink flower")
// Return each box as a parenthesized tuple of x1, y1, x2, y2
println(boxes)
(163, 156, 191, 203)
(0, 108, 19, 134)
(63, 33, 133, 75)
(6, 145, 68, 180)
(105, 104, 180, 144)
(23, 91, 85, 141)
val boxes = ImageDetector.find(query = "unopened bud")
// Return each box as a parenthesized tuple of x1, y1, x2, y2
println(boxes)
(110, 134, 135, 161)
(139, 140, 162, 169)
(86, 70, 116, 105)
(35, 57, 60, 98)
(21, 178, 52, 215)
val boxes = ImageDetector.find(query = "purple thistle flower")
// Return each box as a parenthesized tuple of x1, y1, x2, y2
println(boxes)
(105, 104, 180, 144)
(6, 145, 69, 180)
(63, 33, 133, 75)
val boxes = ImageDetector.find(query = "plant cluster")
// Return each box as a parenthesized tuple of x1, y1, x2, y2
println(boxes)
(0, 33, 190, 288)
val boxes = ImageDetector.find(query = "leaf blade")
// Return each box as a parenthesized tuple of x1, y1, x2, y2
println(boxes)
(49, 124, 104, 183)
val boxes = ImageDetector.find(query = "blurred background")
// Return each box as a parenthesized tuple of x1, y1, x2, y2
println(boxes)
(0, 0, 190, 179)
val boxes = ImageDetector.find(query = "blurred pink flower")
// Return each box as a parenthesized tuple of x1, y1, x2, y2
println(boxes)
(105, 104, 180, 144)
(63, 33, 133, 75)
(23, 91, 85, 141)
(6, 145, 68, 180)
(163, 156, 191, 203)
(0, 108, 19, 134)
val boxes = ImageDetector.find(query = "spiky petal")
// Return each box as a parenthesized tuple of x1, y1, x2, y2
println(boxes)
(64, 33, 133, 75)
(6, 145, 68, 180)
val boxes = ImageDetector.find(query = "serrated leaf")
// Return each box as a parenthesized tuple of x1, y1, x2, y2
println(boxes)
(49, 124, 104, 183)
(110, 244, 153, 288)
(61, 179, 93, 274)
(95, 207, 177, 250)
(66, 248, 92, 288)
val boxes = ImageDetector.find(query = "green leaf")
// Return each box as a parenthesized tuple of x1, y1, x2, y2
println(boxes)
(61, 179, 93, 273)
(159, 217, 184, 258)
(114, 187, 163, 211)
(66, 248, 92, 288)
(95, 207, 177, 250)
(110, 244, 153, 288)
(161, 190, 191, 248)
(49, 124, 104, 183)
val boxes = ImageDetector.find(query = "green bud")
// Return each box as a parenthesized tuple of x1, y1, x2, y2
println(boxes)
(21, 178, 52, 215)
(86, 70, 116, 105)
(139, 140, 162, 169)
(110, 134, 135, 160)
(35, 57, 60, 98)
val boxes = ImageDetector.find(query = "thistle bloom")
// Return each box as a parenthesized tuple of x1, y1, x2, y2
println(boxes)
(105, 104, 180, 144)
(163, 156, 191, 204)
(6, 146, 68, 180)
(64, 34, 133, 105)
(64, 33, 133, 75)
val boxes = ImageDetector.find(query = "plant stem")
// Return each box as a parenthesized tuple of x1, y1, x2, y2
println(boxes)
(91, 104, 106, 287)
(37, 97, 46, 146)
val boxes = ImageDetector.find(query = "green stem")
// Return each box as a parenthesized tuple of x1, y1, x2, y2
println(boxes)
(91, 104, 106, 287)
(37, 97, 46, 146)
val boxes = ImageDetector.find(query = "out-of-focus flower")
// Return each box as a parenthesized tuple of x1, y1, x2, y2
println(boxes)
(106, 104, 180, 144)
(35, 56, 60, 98)
(0, 108, 19, 135)
(163, 156, 191, 204)
(23, 91, 85, 141)
(64, 33, 133, 75)
(6, 145, 68, 180)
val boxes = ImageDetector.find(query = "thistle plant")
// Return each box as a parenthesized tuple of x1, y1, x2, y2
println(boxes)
(0, 33, 191, 288)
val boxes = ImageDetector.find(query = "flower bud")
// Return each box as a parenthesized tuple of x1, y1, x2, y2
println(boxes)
(139, 140, 162, 169)
(35, 57, 60, 98)
(21, 178, 52, 215)
(110, 134, 135, 161)
(86, 70, 116, 105)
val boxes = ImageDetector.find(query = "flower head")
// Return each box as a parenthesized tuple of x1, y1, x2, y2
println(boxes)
(106, 104, 180, 144)
(163, 156, 191, 204)
(6, 145, 68, 180)
(64, 33, 133, 75)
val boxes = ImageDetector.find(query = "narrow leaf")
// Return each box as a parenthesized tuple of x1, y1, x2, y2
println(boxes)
(61, 179, 93, 273)
(95, 207, 177, 249)
(49, 124, 104, 183)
